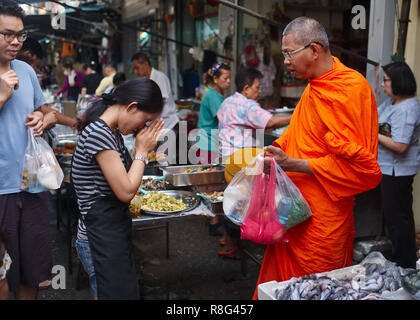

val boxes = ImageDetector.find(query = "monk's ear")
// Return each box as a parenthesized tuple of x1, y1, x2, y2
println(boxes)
(310, 43, 322, 59)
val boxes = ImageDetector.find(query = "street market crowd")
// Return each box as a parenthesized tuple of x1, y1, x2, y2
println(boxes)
(0, 0, 419, 300)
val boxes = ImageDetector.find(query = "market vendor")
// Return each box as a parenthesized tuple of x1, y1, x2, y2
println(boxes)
(94, 64, 116, 97)
(197, 63, 231, 165)
(131, 52, 180, 164)
(217, 67, 292, 161)
(54, 62, 84, 101)
(196, 62, 231, 237)
(217, 67, 292, 258)
(253, 17, 382, 299)
(71, 78, 164, 300)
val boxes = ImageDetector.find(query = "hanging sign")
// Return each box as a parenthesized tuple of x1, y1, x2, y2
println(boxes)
(51, 3, 66, 30)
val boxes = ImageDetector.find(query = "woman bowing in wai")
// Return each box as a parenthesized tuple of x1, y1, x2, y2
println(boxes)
(71, 78, 164, 300)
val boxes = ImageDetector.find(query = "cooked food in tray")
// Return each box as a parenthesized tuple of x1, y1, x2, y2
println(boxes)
(130, 192, 187, 213)
(202, 191, 224, 201)
(162, 165, 226, 187)
(184, 166, 215, 174)
(140, 178, 169, 191)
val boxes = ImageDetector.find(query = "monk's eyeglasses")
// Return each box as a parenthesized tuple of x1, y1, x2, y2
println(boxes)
(282, 41, 324, 60)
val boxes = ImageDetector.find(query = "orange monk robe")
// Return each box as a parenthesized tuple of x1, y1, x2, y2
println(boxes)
(253, 57, 382, 299)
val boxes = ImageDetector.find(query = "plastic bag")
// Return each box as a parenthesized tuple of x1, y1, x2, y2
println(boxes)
(21, 128, 64, 192)
(223, 155, 260, 226)
(223, 153, 312, 237)
(240, 155, 285, 244)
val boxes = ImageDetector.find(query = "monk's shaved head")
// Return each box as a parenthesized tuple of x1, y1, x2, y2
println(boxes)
(283, 17, 329, 49)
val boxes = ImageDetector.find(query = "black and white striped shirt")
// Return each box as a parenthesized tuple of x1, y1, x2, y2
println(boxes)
(71, 119, 129, 241)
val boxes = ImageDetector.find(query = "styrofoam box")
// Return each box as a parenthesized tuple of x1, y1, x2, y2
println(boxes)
(258, 262, 414, 300)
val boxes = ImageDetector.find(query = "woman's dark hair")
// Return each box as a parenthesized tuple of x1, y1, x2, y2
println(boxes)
(113, 72, 126, 87)
(383, 62, 417, 97)
(77, 78, 163, 132)
(235, 67, 263, 93)
(0, 0, 25, 20)
(204, 63, 230, 86)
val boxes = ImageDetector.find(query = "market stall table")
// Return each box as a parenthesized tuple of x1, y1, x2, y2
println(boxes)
(132, 201, 213, 259)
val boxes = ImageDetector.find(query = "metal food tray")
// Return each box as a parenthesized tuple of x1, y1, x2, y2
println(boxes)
(201, 197, 224, 214)
(139, 175, 174, 194)
(269, 107, 294, 115)
(142, 175, 163, 180)
(141, 190, 201, 216)
(161, 165, 226, 187)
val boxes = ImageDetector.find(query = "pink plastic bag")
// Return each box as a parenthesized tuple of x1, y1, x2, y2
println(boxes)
(240, 156, 286, 245)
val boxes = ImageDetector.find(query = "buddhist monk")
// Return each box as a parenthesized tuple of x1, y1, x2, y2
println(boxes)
(253, 17, 382, 299)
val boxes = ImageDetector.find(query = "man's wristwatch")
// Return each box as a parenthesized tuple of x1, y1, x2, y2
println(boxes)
(134, 155, 149, 165)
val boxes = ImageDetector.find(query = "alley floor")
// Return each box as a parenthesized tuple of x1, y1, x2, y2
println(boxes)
(35, 193, 264, 300)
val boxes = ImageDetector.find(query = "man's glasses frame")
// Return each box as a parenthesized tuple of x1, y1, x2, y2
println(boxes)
(0, 31, 28, 43)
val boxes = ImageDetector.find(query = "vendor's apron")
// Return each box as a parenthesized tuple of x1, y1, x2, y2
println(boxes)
(80, 135, 138, 299)
(84, 196, 139, 300)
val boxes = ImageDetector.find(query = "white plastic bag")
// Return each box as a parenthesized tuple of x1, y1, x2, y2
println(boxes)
(223, 155, 260, 225)
(223, 153, 312, 230)
(21, 128, 64, 192)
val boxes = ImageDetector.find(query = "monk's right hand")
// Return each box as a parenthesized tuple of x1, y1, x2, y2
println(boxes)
(263, 145, 289, 174)
(0, 70, 19, 105)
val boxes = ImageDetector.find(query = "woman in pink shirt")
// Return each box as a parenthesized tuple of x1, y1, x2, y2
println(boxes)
(217, 67, 291, 258)
(55, 62, 84, 101)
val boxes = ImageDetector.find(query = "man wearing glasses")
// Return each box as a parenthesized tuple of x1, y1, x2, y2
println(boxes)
(0, 0, 52, 300)
(254, 17, 382, 299)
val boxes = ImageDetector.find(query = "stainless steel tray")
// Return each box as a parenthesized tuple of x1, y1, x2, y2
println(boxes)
(269, 107, 294, 115)
(161, 165, 226, 187)
(201, 197, 224, 214)
(142, 175, 163, 180)
(141, 190, 201, 216)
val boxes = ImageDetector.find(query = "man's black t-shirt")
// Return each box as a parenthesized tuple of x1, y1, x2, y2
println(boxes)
(81, 73, 103, 95)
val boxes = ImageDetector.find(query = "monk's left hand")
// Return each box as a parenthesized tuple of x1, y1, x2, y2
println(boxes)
(263, 145, 290, 174)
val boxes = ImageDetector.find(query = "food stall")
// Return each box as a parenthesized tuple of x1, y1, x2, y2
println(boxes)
(130, 164, 226, 223)
(46, 120, 229, 272)
(129, 163, 227, 259)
